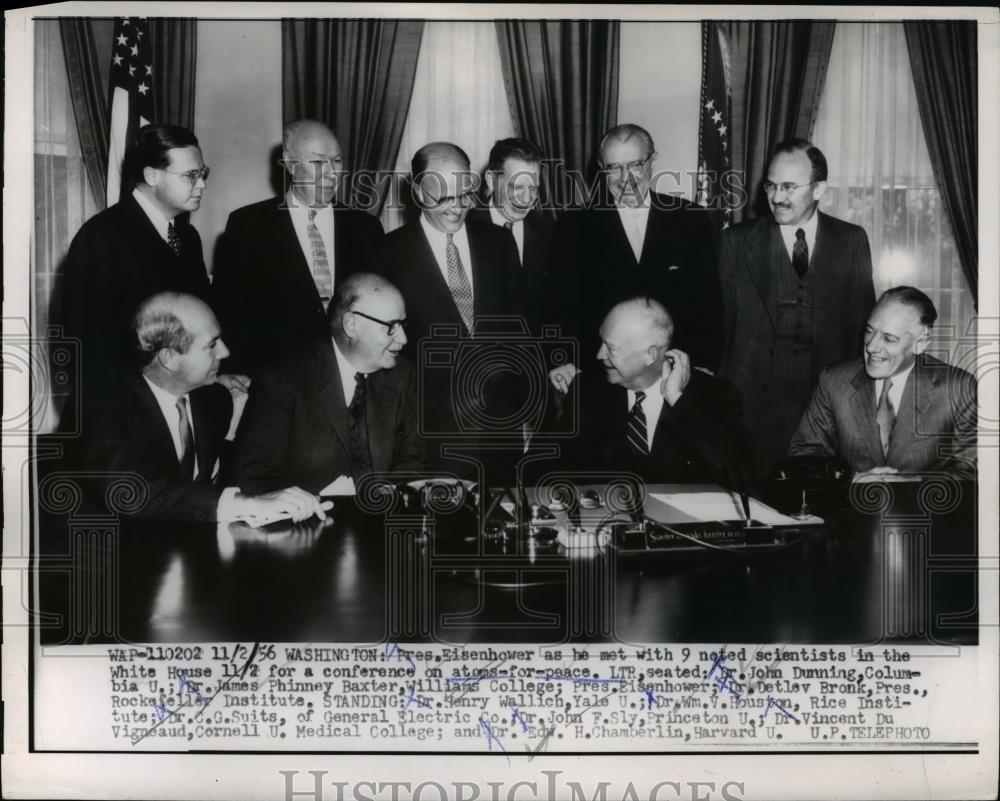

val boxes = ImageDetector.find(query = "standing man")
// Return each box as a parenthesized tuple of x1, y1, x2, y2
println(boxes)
(468, 137, 554, 333)
(232, 274, 425, 495)
(212, 119, 385, 376)
(789, 287, 976, 480)
(378, 142, 524, 476)
(547, 123, 722, 385)
(718, 138, 875, 480)
(60, 124, 213, 395)
(78, 293, 326, 523)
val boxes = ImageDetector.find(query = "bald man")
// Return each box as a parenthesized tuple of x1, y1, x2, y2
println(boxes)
(545, 296, 750, 485)
(213, 119, 385, 376)
(78, 293, 327, 523)
(377, 141, 524, 476)
(233, 273, 425, 495)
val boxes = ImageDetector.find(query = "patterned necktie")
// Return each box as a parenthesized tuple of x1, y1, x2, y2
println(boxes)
(167, 221, 182, 257)
(307, 209, 334, 301)
(876, 379, 895, 457)
(792, 227, 809, 279)
(626, 391, 650, 456)
(349, 372, 373, 476)
(176, 397, 196, 479)
(445, 232, 474, 333)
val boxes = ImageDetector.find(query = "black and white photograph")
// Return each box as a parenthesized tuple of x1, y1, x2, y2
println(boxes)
(3, 3, 998, 800)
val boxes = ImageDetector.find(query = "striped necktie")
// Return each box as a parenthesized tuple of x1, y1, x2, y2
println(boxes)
(445, 232, 474, 333)
(307, 209, 333, 301)
(626, 391, 649, 455)
(876, 379, 895, 457)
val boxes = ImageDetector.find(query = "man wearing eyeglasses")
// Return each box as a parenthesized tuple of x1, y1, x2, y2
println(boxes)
(212, 119, 385, 378)
(59, 124, 214, 408)
(378, 141, 524, 476)
(717, 138, 875, 481)
(546, 124, 722, 396)
(232, 273, 424, 495)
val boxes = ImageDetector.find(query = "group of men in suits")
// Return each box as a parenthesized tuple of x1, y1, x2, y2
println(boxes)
(61, 117, 978, 523)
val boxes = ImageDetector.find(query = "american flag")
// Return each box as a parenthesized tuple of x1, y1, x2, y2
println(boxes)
(106, 17, 154, 206)
(696, 21, 734, 234)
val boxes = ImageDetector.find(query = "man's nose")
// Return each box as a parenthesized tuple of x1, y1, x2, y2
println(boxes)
(217, 339, 231, 359)
(596, 343, 607, 360)
(395, 326, 408, 347)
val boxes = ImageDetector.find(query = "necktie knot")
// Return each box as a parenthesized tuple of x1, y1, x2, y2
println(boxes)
(795, 228, 806, 242)
(308, 208, 317, 221)
(503, 221, 513, 230)
(634, 390, 646, 405)
(446, 232, 454, 245)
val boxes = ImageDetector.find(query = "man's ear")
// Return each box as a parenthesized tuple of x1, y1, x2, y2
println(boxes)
(812, 180, 828, 203)
(342, 311, 358, 341)
(156, 347, 178, 373)
(484, 170, 497, 198)
(914, 327, 931, 355)
(143, 165, 160, 188)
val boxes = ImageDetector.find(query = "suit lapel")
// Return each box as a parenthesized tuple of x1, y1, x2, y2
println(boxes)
(742, 217, 780, 328)
(131, 377, 184, 473)
(848, 363, 885, 466)
(316, 343, 353, 454)
(415, 224, 466, 331)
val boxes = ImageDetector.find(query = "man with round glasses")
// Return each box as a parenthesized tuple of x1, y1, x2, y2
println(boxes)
(232, 273, 424, 494)
(717, 137, 875, 480)
(58, 123, 215, 417)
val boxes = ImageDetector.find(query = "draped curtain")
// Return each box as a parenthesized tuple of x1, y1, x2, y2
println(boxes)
(726, 20, 835, 222)
(812, 23, 974, 353)
(150, 18, 198, 131)
(495, 20, 620, 211)
(904, 21, 978, 307)
(282, 18, 424, 216)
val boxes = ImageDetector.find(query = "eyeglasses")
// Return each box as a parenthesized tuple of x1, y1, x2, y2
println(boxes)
(601, 152, 654, 176)
(763, 180, 816, 195)
(349, 309, 408, 336)
(421, 189, 477, 208)
(162, 165, 211, 185)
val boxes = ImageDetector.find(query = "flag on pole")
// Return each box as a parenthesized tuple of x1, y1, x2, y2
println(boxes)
(107, 17, 154, 207)
(696, 21, 735, 235)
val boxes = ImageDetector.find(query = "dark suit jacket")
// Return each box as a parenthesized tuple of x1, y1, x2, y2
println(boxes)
(539, 369, 751, 486)
(212, 197, 385, 375)
(467, 206, 554, 333)
(78, 374, 232, 521)
(717, 212, 875, 477)
(231, 339, 425, 495)
(59, 194, 210, 388)
(546, 192, 722, 370)
(789, 355, 977, 479)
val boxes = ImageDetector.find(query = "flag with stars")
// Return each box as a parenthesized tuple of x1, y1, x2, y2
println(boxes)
(106, 17, 155, 206)
(696, 21, 734, 235)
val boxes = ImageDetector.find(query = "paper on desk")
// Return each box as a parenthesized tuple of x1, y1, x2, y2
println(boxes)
(320, 475, 357, 496)
(649, 491, 821, 526)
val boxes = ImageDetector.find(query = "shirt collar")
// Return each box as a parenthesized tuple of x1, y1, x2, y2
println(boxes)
(488, 204, 517, 228)
(877, 360, 916, 393)
(132, 187, 173, 241)
(779, 207, 819, 239)
(332, 338, 364, 403)
(419, 213, 467, 244)
(286, 189, 332, 217)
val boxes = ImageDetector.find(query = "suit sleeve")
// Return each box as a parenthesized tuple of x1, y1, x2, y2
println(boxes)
(80, 395, 224, 522)
(787, 371, 840, 460)
(666, 376, 751, 485)
(230, 364, 297, 494)
(211, 211, 258, 376)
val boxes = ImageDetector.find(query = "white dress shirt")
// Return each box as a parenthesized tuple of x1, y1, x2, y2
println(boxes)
(778, 207, 819, 263)
(286, 190, 335, 291)
(489, 204, 524, 264)
(132, 187, 174, 243)
(627, 382, 666, 451)
(874, 361, 915, 418)
(616, 201, 651, 262)
(420, 214, 474, 299)
(332, 338, 363, 406)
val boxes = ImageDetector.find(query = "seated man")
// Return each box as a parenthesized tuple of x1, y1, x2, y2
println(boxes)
(232, 273, 425, 495)
(545, 296, 750, 485)
(78, 293, 326, 522)
(789, 286, 977, 480)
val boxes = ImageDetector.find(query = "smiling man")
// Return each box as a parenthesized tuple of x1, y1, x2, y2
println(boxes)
(213, 119, 385, 377)
(78, 293, 327, 523)
(789, 287, 977, 480)
(233, 273, 425, 495)
(547, 296, 750, 485)
(59, 124, 214, 403)
(717, 138, 876, 480)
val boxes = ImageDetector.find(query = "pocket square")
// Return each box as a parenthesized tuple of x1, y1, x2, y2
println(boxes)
(667, 264, 681, 272)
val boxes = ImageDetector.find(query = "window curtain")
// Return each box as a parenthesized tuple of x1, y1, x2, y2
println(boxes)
(904, 21, 978, 308)
(150, 18, 198, 130)
(383, 21, 515, 232)
(281, 18, 424, 217)
(36, 20, 102, 432)
(812, 23, 974, 351)
(495, 20, 620, 211)
(59, 18, 109, 209)
(726, 20, 835, 222)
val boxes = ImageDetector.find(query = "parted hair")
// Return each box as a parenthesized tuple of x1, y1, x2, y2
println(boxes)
(127, 123, 200, 186)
